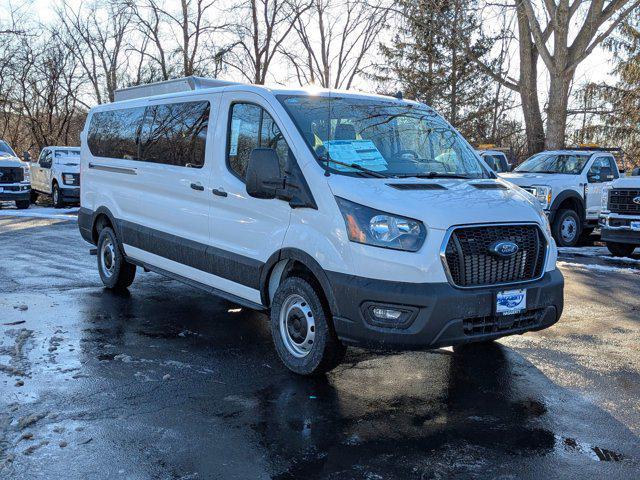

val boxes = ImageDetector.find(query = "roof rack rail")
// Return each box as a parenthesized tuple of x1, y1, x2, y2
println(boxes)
(113, 76, 240, 102)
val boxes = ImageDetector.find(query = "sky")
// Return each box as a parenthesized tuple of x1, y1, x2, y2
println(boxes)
(5, 0, 623, 124)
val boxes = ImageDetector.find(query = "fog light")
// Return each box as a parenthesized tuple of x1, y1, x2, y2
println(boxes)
(372, 307, 402, 320)
(362, 302, 418, 329)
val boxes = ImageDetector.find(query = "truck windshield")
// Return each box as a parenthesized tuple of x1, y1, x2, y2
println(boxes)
(278, 95, 490, 179)
(515, 153, 590, 174)
(0, 140, 16, 157)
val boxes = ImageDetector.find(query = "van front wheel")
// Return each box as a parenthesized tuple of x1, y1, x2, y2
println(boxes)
(97, 227, 136, 289)
(270, 276, 346, 376)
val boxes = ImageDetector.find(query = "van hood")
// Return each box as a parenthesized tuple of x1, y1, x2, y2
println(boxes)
(327, 176, 543, 230)
(500, 172, 579, 188)
(0, 154, 26, 168)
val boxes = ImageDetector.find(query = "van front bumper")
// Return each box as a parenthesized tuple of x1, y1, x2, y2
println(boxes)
(328, 269, 563, 350)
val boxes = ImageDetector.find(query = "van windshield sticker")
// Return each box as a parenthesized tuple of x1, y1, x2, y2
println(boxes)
(324, 140, 388, 172)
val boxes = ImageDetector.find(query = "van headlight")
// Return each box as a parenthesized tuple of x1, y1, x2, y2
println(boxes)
(335, 197, 426, 252)
(531, 185, 552, 209)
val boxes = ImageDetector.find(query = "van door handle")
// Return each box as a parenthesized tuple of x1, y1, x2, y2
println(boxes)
(212, 188, 228, 197)
(190, 182, 204, 191)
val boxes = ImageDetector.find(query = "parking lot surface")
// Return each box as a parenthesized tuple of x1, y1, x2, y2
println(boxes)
(1, 208, 639, 479)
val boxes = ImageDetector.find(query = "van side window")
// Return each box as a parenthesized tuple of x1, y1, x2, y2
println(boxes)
(139, 101, 209, 168)
(87, 107, 146, 160)
(227, 103, 288, 180)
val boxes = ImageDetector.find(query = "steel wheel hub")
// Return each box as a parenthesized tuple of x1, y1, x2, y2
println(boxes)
(561, 216, 577, 242)
(279, 293, 316, 358)
(101, 238, 116, 277)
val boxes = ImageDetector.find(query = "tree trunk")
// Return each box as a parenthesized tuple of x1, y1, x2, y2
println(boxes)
(545, 70, 573, 150)
(516, 2, 544, 156)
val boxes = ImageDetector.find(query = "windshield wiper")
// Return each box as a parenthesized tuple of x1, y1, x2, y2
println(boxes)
(398, 172, 471, 179)
(320, 154, 389, 178)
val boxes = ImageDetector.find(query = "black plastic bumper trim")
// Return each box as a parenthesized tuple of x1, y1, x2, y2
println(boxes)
(327, 269, 564, 350)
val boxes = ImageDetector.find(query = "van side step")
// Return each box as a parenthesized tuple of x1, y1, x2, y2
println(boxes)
(126, 257, 266, 311)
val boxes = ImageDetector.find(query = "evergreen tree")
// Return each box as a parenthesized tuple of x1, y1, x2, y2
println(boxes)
(377, 0, 502, 144)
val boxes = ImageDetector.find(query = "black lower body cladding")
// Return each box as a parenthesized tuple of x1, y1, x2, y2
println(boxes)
(328, 269, 564, 350)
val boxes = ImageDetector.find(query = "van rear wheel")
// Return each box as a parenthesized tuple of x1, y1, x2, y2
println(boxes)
(270, 276, 346, 376)
(97, 227, 136, 289)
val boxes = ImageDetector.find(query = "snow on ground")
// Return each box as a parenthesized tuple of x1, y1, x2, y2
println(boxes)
(558, 246, 640, 265)
(0, 204, 78, 220)
(557, 260, 639, 275)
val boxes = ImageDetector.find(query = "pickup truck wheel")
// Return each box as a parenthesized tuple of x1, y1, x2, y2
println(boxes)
(15, 200, 30, 209)
(97, 227, 136, 289)
(30, 191, 39, 203)
(552, 209, 581, 247)
(270, 276, 346, 376)
(606, 242, 637, 257)
(52, 183, 63, 208)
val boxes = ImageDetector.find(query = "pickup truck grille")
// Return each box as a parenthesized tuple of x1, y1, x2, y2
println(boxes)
(443, 224, 547, 288)
(0, 167, 23, 184)
(608, 189, 640, 215)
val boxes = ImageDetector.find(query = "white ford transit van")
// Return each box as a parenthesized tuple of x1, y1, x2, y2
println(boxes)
(78, 77, 564, 375)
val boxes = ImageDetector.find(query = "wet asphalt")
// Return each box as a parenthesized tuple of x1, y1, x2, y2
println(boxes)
(0, 211, 639, 479)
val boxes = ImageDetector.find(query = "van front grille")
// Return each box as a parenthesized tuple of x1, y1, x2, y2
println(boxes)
(0, 167, 23, 184)
(443, 224, 546, 288)
(608, 189, 640, 215)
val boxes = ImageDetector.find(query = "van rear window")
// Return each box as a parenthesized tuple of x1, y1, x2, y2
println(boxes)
(87, 101, 210, 168)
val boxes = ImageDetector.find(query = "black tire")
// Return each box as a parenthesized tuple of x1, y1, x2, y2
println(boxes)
(270, 276, 346, 376)
(30, 190, 39, 203)
(52, 183, 63, 208)
(606, 242, 637, 257)
(552, 209, 581, 247)
(15, 200, 30, 209)
(97, 227, 136, 289)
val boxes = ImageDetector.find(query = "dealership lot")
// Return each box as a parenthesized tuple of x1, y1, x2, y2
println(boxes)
(0, 210, 639, 479)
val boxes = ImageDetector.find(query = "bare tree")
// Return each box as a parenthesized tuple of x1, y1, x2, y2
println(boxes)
(282, 0, 388, 89)
(226, 0, 312, 84)
(56, 0, 133, 103)
(463, 0, 640, 153)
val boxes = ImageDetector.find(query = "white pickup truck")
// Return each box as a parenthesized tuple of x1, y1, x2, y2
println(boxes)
(501, 149, 619, 247)
(0, 140, 31, 209)
(30, 146, 81, 207)
(599, 173, 640, 257)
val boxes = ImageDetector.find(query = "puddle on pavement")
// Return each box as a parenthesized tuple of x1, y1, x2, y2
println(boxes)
(559, 436, 624, 462)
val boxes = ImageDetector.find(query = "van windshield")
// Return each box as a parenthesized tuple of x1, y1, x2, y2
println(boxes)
(0, 140, 16, 157)
(278, 95, 490, 179)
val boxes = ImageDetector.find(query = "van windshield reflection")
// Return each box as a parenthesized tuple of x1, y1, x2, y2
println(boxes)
(278, 95, 490, 179)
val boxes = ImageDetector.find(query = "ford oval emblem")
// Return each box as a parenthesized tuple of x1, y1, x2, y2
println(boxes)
(489, 240, 519, 257)
(633, 196, 640, 205)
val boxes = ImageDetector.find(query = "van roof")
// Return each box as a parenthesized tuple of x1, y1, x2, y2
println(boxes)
(111, 76, 420, 107)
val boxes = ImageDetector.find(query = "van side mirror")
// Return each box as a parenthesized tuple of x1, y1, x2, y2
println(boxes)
(245, 148, 283, 199)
